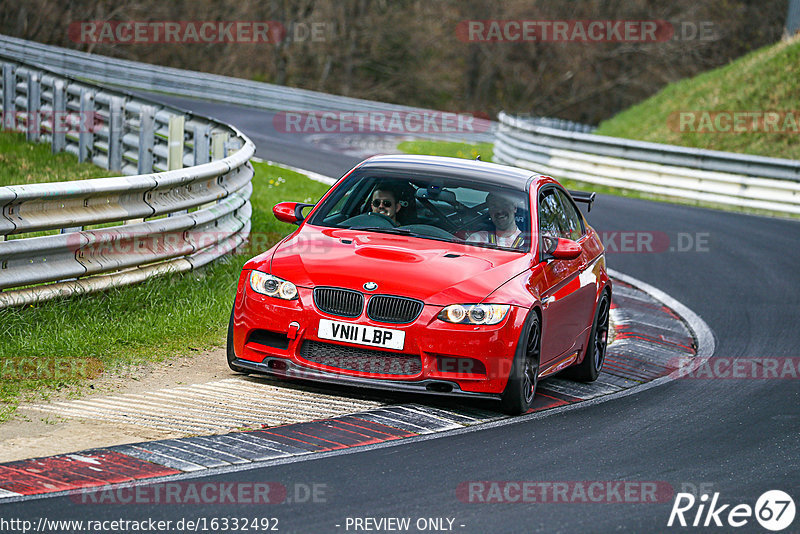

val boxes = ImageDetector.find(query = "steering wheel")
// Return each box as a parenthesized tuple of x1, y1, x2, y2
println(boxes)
(458, 204, 490, 231)
(368, 212, 399, 227)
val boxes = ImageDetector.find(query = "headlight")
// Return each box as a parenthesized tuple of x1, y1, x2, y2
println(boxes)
(438, 304, 510, 325)
(249, 271, 298, 300)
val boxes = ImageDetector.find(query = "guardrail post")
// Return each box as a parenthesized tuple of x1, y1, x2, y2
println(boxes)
(78, 89, 94, 163)
(2, 64, 14, 130)
(211, 132, 228, 160)
(138, 105, 155, 174)
(786, 0, 800, 38)
(167, 116, 187, 217)
(193, 125, 211, 165)
(167, 115, 185, 171)
(108, 96, 124, 171)
(26, 71, 41, 142)
(51, 80, 66, 154)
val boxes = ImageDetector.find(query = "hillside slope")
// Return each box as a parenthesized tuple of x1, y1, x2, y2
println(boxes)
(595, 35, 800, 160)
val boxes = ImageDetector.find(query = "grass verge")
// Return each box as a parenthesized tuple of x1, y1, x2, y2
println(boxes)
(0, 159, 332, 421)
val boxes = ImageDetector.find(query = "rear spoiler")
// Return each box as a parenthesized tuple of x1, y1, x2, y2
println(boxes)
(568, 190, 596, 212)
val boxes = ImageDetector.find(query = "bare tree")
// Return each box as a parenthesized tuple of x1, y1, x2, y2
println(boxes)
(0, 0, 786, 123)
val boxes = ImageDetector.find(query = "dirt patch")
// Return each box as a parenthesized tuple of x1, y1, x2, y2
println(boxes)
(0, 347, 233, 462)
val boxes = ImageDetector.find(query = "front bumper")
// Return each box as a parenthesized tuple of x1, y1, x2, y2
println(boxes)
(232, 279, 528, 396)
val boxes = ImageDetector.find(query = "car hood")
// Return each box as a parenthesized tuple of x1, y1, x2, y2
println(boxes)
(250, 226, 530, 305)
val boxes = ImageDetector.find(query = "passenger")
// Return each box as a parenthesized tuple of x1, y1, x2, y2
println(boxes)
(467, 192, 524, 248)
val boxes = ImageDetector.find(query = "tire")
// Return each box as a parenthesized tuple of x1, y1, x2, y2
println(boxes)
(500, 313, 541, 415)
(564, 290, 610, 382)
(226, 307, 248, 374)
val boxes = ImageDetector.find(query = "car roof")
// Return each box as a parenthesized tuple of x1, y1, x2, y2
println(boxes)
(357, 154, 540, 191)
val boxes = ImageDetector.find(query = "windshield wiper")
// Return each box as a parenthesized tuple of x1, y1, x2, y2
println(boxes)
(349, 226, 418, 236)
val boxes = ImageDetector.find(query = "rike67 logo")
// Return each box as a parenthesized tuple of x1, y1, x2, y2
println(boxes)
(668, 490, 795, 531)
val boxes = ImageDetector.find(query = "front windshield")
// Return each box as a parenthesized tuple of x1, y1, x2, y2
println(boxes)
(307, 171, 531, 252)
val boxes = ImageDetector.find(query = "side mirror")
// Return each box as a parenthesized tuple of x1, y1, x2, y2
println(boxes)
(542, 236, 582, 261)
(273, 202, 314, 225)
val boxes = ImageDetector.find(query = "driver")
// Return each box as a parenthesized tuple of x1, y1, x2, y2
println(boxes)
(370, 187, 402, 223)
(467, 192, 524, 248)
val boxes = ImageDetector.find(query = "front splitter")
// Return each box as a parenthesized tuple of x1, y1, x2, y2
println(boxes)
(234, 357, 501, 400)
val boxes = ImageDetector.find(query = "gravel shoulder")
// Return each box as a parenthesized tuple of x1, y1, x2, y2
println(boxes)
(0, 348, 229, 462)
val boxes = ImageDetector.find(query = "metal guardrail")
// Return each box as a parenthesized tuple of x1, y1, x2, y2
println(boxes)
(0, 34, 494, 143)
(494, 112, 800, 215)
(511, 114, 596, 134)
(0, 57, 255, 309)
(786, 0, 800, 38)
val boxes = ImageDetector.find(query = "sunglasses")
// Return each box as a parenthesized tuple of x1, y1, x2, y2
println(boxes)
(372, 199, 394, 208)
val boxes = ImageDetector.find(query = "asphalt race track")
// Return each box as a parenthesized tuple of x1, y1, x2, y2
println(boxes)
(3, 95, 799, 533)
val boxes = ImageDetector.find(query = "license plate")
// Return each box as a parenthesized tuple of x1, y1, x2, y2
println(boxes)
(318, 319, 405, 350)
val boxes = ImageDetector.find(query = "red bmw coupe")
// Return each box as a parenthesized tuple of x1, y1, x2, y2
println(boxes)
(227, 155, 610, 414)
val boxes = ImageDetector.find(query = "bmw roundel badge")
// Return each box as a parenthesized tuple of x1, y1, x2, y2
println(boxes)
(363, 282, 378, 291)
